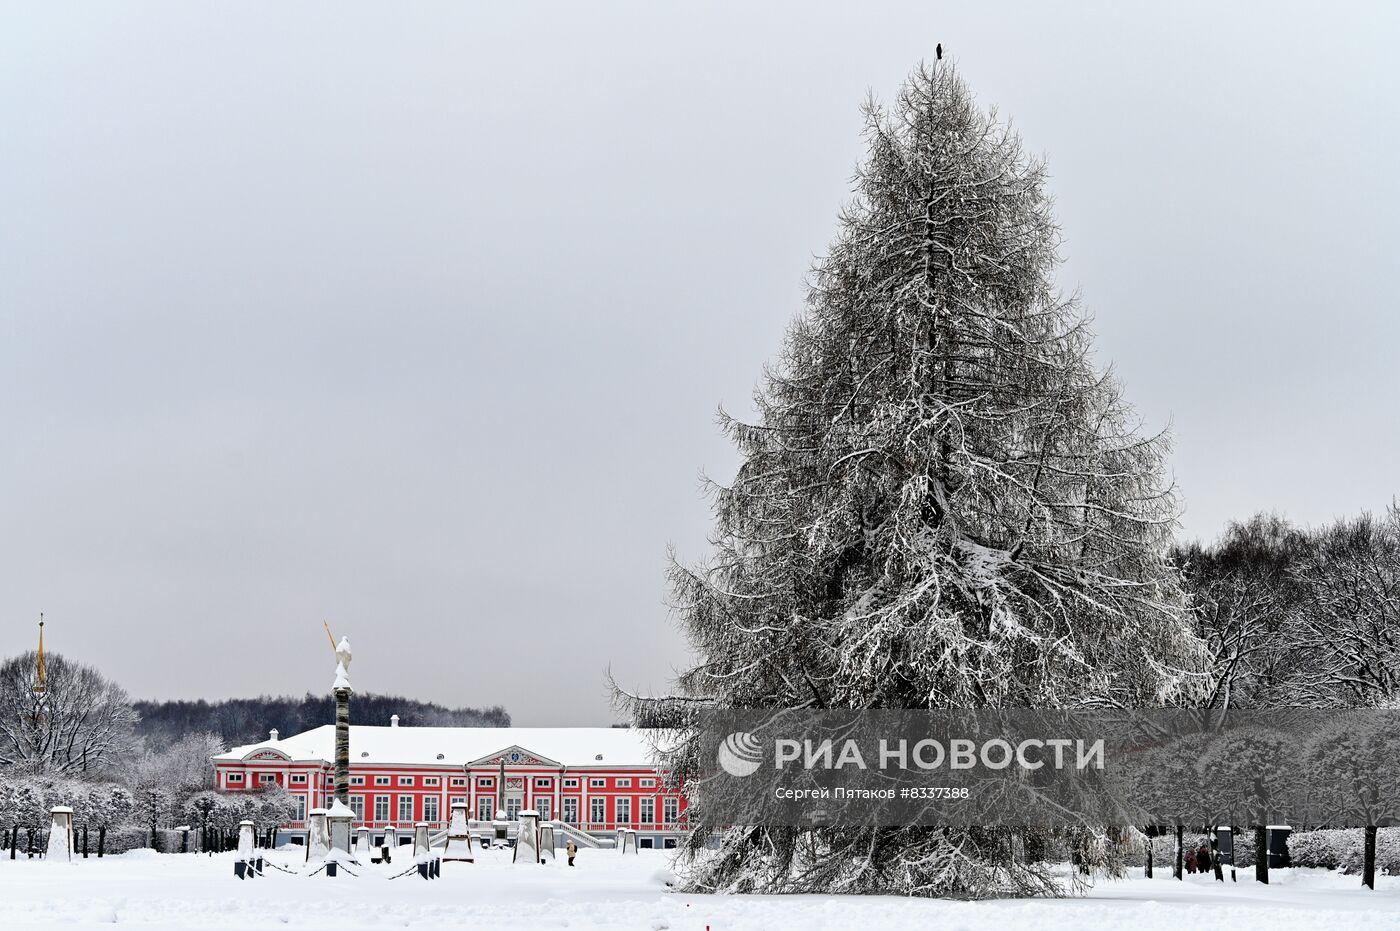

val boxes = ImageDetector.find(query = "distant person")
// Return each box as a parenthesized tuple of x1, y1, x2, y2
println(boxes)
(1184, 848, 1197, 873)
(567, 840, 577, 867)
(1197, 843, 1212, 873)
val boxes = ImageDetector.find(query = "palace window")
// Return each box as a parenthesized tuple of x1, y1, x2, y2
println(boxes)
(424, 777, 440, 787)
(450, 777, 466, 787)
(534, 777, 551, 789)
(616, 778, 631, 788)
(348, 776, 363, 786)
(589, 797, 605, 824)
(294, 774, 309, 785)
(536, 798, 552, 820)
(375, 776, 390, 786)
(423, 797, 439, 822)
(227, 773, 244, 784)
(477, 777, 494, 788)
(505, 798, 522, 821)
(663, 798, 679, 824)
(398, 796, 414, 822)
(563, 778, 579, 788)
(589, 778, 605, 788)
(293, 796, 306, 821)
(258, 773, 276, 785)
(639, 798, 655, 824)
(477, 797, 494, 822)
(615, 798, 632, 825)
(349, 796, 365, 820)
(374, 796, 390, 821)
(449, 796, 466, 808)
(398, 776, 414, 786)
(563, 798, 579, 823)
(640, 779, 655, 788)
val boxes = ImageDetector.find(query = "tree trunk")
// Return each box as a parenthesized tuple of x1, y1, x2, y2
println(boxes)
(26, 828, 34, 858)
(1174, 825, 1183, 879)
(1364, 825, 1377, 890)
(1144, 830, 1153, 878)
(98, 825, 106, 857)
(82, 826, 89, 858)
(1229, 825, 1238, 881)
(1254, 826, 1269, 884)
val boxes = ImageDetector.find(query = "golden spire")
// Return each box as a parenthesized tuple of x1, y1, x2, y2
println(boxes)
(323, 620, 338, 655)
(33, 614, 46, 694)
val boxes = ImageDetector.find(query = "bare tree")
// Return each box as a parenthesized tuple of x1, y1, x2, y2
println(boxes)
(1175, 514, 1311, 710)
(0, 651, 137, 776)
(128, 731, 224, 795)
(1291, 507, 1400, 707)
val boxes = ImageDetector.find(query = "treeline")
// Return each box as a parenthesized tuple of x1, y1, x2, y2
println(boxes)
(132, 693, 511, 747)
(1177, 505, 1400, 709)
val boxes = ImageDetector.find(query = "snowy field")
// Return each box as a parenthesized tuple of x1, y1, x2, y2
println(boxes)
(5, 847, 1400, 930)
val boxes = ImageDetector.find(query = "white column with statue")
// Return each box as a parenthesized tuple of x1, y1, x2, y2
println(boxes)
(330, 631, 354, 857)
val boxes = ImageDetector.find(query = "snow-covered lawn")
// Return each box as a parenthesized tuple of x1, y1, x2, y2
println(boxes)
(4, 847, 1400, 930)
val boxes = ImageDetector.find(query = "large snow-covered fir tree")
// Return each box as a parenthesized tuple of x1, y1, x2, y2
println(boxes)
(625, 59, 1205, 897)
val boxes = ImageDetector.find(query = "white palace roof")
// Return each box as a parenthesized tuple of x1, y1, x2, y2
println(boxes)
(214, 725, 661, 769)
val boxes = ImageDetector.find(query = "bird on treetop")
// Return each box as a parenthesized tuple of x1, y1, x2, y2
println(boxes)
(936, 43, 943, 60)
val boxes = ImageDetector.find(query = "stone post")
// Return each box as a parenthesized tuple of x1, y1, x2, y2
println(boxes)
(443, 802, 474, 863)
(355, 826, 370, 856)
(413, 822, 430, 859)
(237, 820, 255, 859)
(538, 821, 556, 862)
(513, 810, 539, 864)
(306, 808, 330, 862)
(383, 825, 398, 863)
(231, 819, 258, 880)
(45, 807, 74, 862)
(327, 799, 354, 860)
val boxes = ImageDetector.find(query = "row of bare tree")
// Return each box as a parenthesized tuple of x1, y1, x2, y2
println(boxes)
(1174, 506, 1400, 888)
(1178, 506, 1400, 711)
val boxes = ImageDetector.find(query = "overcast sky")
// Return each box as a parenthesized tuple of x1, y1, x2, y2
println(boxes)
(2, 2, 1397, 727)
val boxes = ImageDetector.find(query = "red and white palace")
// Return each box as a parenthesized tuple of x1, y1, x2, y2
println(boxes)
(211, 717, 689, 848)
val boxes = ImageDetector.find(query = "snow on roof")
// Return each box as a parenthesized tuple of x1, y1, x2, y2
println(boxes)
(214, 725, 662, 769)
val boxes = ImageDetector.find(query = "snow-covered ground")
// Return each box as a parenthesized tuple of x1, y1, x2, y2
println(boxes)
(4, 846, 1400, 930)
